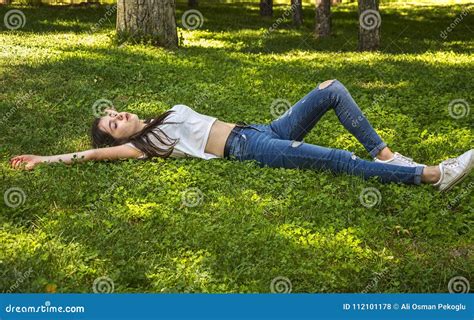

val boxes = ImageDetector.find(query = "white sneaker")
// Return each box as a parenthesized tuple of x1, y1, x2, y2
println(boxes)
(374, 152, 426, 167)
(433, 149, 473, 192)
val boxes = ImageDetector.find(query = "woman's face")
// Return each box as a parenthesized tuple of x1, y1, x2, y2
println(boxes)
(98, 108, 144, 140)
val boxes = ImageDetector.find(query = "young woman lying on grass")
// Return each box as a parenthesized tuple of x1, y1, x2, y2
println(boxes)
(10, 79, 473, 192)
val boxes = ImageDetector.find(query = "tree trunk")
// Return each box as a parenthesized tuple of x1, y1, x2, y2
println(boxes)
(116, 0, 178, 49)
(188, 0, 197, 7)
(357, 0, 380, 51)
(260, 0, 273, 17)
(315, 0, 331, 37)
(291, 0, 303, 27)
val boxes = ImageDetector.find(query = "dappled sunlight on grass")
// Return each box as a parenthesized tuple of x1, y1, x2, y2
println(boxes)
(356, 79, 410, 90)
(275, 224, 397, 291)
(276, 224, 380, 258)
(182, 36, 230, 49)
(0, 225, 106, 293)
(381, 0, 473, 9)
(119, 201, 165, 221)
(37, 19, 91, 29)
(55, 135, 92, 154)
(146, 249, 217, 293)
(418, 128, 473, 163)
(333, 133, 363, 154)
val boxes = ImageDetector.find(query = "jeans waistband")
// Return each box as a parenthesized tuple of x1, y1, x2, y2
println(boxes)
(223, 122, 258, 159)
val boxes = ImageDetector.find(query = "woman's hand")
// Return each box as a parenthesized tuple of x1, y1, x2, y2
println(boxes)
(9, 155, 46, 170)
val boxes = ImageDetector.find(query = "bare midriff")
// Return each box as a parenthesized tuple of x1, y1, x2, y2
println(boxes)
(204, 120, 236, 158)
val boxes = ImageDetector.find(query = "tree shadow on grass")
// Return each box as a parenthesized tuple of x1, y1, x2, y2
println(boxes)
(0, 5, 114, 33)
(0, 3, 472, 54)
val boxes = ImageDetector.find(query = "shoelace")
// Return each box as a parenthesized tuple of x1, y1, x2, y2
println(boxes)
(443, 158, 459, 168)
(394, 153, 417, 165)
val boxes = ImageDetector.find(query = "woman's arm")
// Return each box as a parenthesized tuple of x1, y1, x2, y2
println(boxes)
(10, 144, 144, 170)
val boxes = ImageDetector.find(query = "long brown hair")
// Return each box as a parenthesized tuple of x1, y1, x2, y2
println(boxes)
(90, 110, 180, 159)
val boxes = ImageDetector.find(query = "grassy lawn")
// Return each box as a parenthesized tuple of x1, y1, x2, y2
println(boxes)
(0, 1, 472, 293)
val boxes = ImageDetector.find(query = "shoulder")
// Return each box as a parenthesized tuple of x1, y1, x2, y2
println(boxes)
(167, 104, 193, 120)
(123, 142, 147, 159)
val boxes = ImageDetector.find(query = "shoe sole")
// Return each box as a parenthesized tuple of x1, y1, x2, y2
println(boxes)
(440, 170, 471, 192)
(375, 161, 425, 168)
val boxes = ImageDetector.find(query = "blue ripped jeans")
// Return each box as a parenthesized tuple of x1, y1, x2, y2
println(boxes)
(225, 79, 424, 184)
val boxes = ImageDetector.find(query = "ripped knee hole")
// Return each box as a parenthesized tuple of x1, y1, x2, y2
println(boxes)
(291, 140, 304, 148)
(318, 79, 335, 90)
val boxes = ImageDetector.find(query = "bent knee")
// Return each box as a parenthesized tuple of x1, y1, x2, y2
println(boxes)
(318, 79, 336, 90)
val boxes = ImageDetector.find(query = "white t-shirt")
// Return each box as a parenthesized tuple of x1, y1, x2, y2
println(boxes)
(125, 104, 219, 160)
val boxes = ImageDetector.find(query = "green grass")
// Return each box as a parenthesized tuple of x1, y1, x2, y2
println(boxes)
(0, 1, 473, 293)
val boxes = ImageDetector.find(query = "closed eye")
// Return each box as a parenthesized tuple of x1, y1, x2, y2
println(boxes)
(108, 118, 117, 132)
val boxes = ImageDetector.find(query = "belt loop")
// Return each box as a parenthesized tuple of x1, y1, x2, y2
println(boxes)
(238, 132, 247, 160)
(236, 121, 248, 126)
(236, 122, 263, 133)
(224, 125, 249, 159)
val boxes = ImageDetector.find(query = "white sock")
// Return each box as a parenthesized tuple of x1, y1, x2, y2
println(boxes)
(432, 164, 444, 186)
